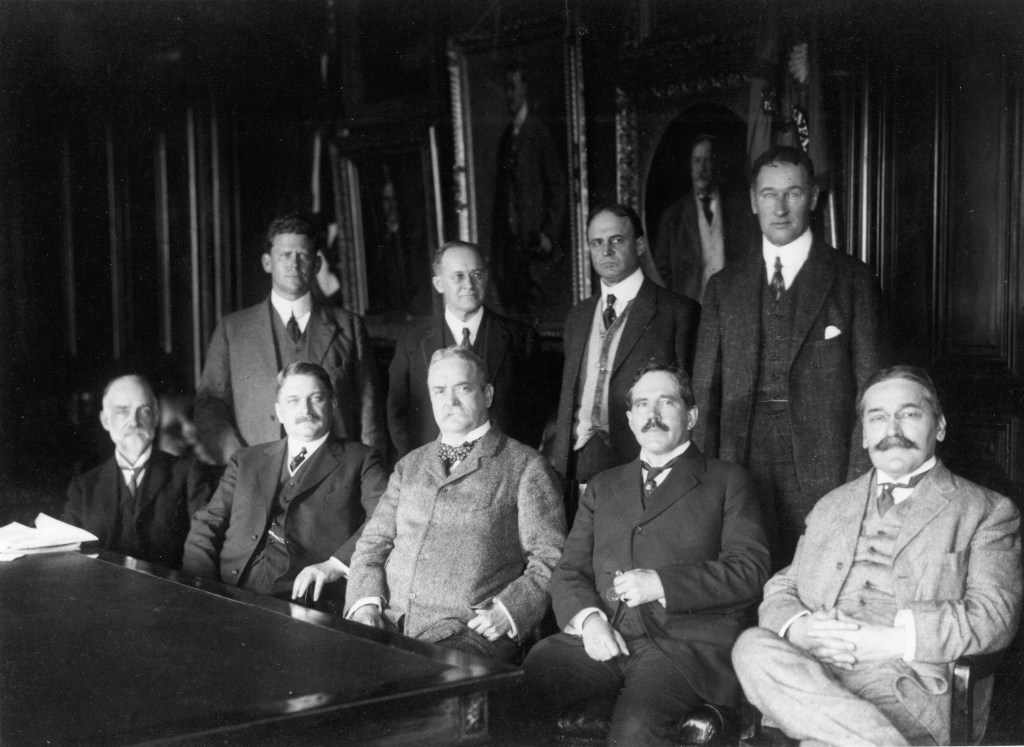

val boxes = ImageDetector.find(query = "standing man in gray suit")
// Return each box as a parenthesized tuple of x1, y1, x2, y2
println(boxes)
(196, 213, 385, 465)
(694, 146, 887, 567)
(295, 346, 566, 661)
(733, 366, 1022, 746)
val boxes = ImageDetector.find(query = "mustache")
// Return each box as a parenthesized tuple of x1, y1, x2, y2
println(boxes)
(872, 435, 918, 451)
(641, 417, 669, 432)
(294, 414, 322, 424)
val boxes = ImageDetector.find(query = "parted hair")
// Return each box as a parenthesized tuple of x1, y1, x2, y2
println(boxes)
(625, 363, 695, 410)
(587, 203, 645, 240)
(276, 361, 334, 399)
(431, 240, 487, 276)
(750, 145, 815, 182)
(429, 346, 490, 389)
(264, 213, 322, 254)
(857, 365, 943, 421)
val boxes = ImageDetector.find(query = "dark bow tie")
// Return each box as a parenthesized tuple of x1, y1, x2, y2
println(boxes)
(877, 469, 930, 516)
(439, 440, 478, 473)
(641, 455, 683, 498)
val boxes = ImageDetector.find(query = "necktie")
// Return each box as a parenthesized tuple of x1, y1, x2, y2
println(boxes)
(124, 468, 138, 497)
(287, 314, 301, 343)
(289, 447, 307, 473)
(439, 439, 478, 475)
(641, 455, 683, 500)
(700, 194, 714, 225)
(770, 257, 785, 302)
(461, 327, 471, 348)
(603, 295, 617, 330)
(877, 470, 929, 516)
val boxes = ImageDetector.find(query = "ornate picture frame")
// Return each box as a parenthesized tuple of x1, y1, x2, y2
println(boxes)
(448, 15, 590, 332)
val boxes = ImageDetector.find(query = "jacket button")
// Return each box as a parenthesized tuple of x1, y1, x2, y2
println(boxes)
(409, 592, 416, 599)
(231, 569, 239, 575)
(251, 534, 258, 542)
(836, 561, 844, 569)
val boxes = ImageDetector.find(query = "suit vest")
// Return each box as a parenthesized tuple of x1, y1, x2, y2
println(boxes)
(755, 275, 800, 402)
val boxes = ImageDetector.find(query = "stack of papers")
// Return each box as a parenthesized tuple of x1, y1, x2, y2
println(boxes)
(0, 514, 98, 560)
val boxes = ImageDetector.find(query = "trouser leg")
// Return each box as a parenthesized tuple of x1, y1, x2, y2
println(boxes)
(732, 627, 908, 747)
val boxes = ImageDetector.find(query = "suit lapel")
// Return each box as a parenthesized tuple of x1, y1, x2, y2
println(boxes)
(419, 317, 446, 371)
(480, 310, 510, 384)
(640, 448, 702, 524)
(817, 474, 872, 605)
(610, 461, 645, 528)
(256, 300, 281, 378)
(789, 244, 835, 359)
(612, 279, 657, 377)
(290, 439, 341, 499)
(721, 258, 763, 383)
(892, 464, 954, 562)
(307, 305, 342, 367)
(564, 297, 599, 386)
(441, 426, 501, 486)
(97, 458, 122, 538)
(134, 451, 169, 518)
(257, 440, 287, 514)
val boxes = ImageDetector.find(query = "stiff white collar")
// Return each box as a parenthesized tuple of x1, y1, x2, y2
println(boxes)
(270, 291, 313, 329)
(441, 420, 491, 447)
(761, 229, 813, 289)
(444, 305, 484, 346)
(640, 439, 691, 470)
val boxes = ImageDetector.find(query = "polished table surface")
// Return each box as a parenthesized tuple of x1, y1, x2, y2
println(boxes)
(0, 551, 521, 745)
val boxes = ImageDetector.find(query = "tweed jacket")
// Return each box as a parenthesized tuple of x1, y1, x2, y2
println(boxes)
(759, 462, 1022, 739)
(345, 426, 566, 643)
(693, 243, 887, 502)
(551, 277, 701, 480)
(652, 190, 757, 301)
(387, 307, 543, 457)
(64, 450, 211, 570)
(552, 445, 770, 706)
(183, 437, 388, 587)
(195, 297, 386, 464)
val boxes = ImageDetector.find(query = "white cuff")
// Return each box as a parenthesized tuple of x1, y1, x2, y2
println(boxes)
(894, 608, 916, 661)
(779, 610, 811, 639)
(346, 596, 383, 619)
(566, 607, 606, 635)
(326, 555, 349, 577)
(490, 598, 519, 639)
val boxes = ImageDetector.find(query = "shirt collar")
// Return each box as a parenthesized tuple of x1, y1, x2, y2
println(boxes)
(694, 187, 720, 202)
(270, 290, 313, 326)
(640, 439, 691, 470)
(288, 432, 329, 463)
(762, 228, 813, 282)
(876, 455, 937, 486)
(600, 266, 644, 305)
(444, 305, 484, 344)
(441, 420, 491, 447)
(116, 445, 152, 471)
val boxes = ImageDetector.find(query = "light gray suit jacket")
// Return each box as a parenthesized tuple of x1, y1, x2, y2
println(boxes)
(758, 460, 1022, 742)
(345, 425, 567, 644)
(195, 298, 385, 464)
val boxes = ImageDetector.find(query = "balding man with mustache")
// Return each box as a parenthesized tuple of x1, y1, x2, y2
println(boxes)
(526, 364, 769, 745)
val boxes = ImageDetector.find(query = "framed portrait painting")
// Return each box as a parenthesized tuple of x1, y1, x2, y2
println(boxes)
(448, 16, 590, 333)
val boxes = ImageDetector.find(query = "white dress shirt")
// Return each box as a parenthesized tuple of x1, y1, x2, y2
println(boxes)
(761, 229, 813, 290)
(444, 305, 484, 347)
(115, 446, 152, 491)
(270, 290, 313, 333)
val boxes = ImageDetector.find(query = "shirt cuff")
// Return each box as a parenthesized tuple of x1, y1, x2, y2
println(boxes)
(490, 598, 519, 639)
(894, 608, 916, 661)
(779, 610, 811, 639)
(346, 596, 383, 619)
(566, 607, 606, 636)
(326, 555, 349, 577)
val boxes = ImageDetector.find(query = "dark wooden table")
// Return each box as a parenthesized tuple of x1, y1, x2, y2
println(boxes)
(0, 551, 522, 745)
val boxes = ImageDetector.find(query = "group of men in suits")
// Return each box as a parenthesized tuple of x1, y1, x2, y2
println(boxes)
(61, 144, 1022, 746)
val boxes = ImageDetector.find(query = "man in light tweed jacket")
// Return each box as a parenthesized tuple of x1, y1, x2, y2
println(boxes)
(294, 346, 566, 661)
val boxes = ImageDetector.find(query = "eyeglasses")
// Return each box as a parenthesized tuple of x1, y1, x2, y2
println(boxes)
(447, 270, 487, 284)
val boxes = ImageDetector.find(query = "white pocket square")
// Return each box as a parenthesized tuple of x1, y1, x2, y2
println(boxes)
(824, 325, 842, 340)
